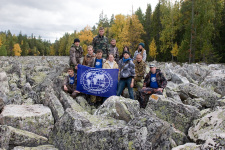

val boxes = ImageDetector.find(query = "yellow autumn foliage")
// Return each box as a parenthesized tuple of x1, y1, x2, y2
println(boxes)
(171, 42, 179, 57)
(13, 43, 22, 56)
(149, 38, 158, 60)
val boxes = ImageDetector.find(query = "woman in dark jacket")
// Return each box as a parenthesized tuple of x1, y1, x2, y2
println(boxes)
(117, 51, 135, 99)
(119, 46, 133, 60)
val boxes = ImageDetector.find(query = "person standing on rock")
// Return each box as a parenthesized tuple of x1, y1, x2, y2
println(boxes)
(117, 51, 135, 99)
(91, 49, 106, 106)
(109, 39, 119, 63)
(139, 64, 167, 108)
(82, 45, 96, 67)
(133, 43, 146, 62)
(133, 54, 146, 89)
(69, 38, 83, 71)
(62, 68, 80, 99)
(92, 27, 109, 59)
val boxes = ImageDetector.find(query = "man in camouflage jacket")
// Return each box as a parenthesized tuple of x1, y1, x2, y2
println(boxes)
(133, 54, 146, 89)
(139, 64, 167, 108)
(69, 38, 83, 70)
(92, 27, 109, 59)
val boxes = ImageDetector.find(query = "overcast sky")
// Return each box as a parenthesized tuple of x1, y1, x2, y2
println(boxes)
(0, 0, 160, 43)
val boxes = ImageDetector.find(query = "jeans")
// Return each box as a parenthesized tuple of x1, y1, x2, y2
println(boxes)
(117, 77, 134, 99)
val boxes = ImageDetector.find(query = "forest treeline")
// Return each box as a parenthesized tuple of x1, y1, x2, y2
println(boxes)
(0, 0, 225, 63)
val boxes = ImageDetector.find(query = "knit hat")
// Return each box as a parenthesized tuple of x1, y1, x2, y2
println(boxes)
(74, 38, 80, 43)
(139, 43, 145, 48)
(123, 51, 130, 56)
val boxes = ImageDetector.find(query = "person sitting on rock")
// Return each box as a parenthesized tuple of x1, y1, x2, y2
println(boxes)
(133, 43, 146, 62)
(139, 64, 167, 108)
(82, 45, 96, 67)
(62, 68, 80, 99)
(69, 38, 83, 70)
(133, 54, 146, 89)
(117, 51, 135, 100)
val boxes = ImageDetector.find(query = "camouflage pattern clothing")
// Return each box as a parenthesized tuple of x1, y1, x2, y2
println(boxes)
(69, 44, 83, 69)
(109, 45, 120, 63)
(133, 60, 146, 88)
(139, 69, 167, 108)
(82, 53, 96, 67)
(92, 35, 109, 59)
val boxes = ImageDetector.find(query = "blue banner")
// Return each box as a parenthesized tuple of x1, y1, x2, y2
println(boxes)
(76, 64, 119, 97)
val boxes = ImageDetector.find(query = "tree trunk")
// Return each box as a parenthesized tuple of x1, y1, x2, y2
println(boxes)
(189, 0, 194, 64)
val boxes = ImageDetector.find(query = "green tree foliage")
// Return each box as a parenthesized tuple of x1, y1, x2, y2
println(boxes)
(1, 1, 225, 63)
(135, 7, 145, 26)
(144, 4, 152, 60)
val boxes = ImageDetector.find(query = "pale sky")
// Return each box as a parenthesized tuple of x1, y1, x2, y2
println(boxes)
(0, 0, 161, 43)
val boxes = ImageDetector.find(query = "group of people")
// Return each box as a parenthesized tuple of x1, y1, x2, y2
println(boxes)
(63, 27, 167, 108)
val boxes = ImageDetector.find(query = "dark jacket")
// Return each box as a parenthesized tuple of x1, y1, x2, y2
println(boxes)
(118, 59, 135, 79)
(143, 69, 167, 89)
(69, 44, 83, 67)
(63, 74, 77, 90)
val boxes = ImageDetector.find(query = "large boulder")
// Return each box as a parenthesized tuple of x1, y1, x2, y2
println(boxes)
(0, 125, 48, 149)
(0, 70, 9, 94)
(44, 86, 64, 122)
(51, 96, 175, 150)
(95, 96, 140, 122)
(0, 105, 54, 137)
(178, 83, 220, 108)
(146, 94, 200, 133)
(188, 106, 225, 149)
(75, 96, 92, 114)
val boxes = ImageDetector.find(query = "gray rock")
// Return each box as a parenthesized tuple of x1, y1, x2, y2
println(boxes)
(0, 71, 9, 94)
(0, 125, 48, 148)
(188, 106, 225, 148)
(13, 145, 58, 150)
(215, 98, 225, 107)
(171, 127, 189, 147)
(75, 96, 92, 114)
(178, 83, 219, 108)
(183, 98, 205, 110)
(0, 125, 10, 149)
(22, 83, 32, 95)
(172, 143, 201, 150)
(95, 96, 140, 123)
(44, 86, 64, 122)
(146, 94, 200, 133)
(51, 97, 173, 150)
(60, 91, 88, 113)
(0, 105, 54, 137)
(171, 73, 189, 84)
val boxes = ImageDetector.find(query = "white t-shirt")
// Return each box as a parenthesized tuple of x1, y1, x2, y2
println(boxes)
(108, 61, 114, 68)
